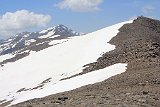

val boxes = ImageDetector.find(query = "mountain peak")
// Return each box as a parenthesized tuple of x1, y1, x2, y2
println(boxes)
(56, 24, 68, 28)
(39, 24, 80, 37)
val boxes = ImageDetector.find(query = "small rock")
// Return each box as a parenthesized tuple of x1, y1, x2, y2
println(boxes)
(115, 99, 121, 101)
(142, 91, 148, 95)
(58, 97, 68, 101)
(126, 93, 131, 95)
(139, 83, 146, 86)
(138, 99, 146, 103)
(51, 101, 61, 104)
(153, 97, 159, 101)
(101, 96, 109, 100)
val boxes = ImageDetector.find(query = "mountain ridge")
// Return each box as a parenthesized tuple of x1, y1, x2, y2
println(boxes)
(0, 16, 160, 107)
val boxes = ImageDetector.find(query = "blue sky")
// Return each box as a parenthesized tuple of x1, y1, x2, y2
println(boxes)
(0, 0, 160, 39)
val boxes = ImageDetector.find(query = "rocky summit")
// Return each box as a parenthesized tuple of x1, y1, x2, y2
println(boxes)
(0, 17, 160, 107)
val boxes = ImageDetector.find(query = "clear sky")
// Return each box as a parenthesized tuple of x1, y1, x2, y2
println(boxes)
(0, 0, 160, 39)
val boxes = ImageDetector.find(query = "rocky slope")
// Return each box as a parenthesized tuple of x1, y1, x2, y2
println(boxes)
(10, 17, 160, 107)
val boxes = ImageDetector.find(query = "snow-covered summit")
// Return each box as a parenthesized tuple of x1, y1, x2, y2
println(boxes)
(39, 24, 80, 37)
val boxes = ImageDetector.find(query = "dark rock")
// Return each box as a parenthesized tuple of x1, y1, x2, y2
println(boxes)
(58, 97, 69, 101)
(142, 91, 148, 95)
(153, 97, 159, 101)
(51, 101, 61, 104)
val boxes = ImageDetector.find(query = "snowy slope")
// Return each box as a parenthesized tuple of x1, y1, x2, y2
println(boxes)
(10, 64, 127, 105)
(0, 20, 133, 106)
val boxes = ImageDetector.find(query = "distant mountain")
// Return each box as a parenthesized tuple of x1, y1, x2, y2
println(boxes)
(0, 25, 80, 55)
(0, 17, 160, 107)
(0, 25, 81, 66)
(40, 24, 80, 37)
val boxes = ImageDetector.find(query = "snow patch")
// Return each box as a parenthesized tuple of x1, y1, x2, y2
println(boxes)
(10, 63, 127, 105)
(39, 31, 55, 39)
(0, 54, 15, 62)
(49, 39, 69, 45)
(25, 39, 36, 45)
(49, 35, 60, 39)
(39, 27, 55, 34)
(7, 39, 13, 42)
